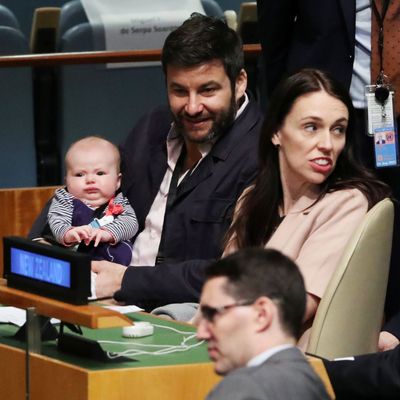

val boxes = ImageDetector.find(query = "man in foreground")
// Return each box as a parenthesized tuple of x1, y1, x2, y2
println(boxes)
(197, 248, 330, 399)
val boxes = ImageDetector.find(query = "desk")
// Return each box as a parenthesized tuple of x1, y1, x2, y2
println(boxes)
(0, 312, 220, 400)
(0, 285, 333, 399)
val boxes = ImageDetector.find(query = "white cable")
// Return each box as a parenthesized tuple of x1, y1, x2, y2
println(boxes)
(98, 323, 204, 359)
(99, 340, 174, 347)
(99, 335, 198, 348)
(106, 339, 204, 359)
(151, 323, 195, 335)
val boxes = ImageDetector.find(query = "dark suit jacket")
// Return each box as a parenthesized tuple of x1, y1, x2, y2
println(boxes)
(114, 98, 262, 306)
(207, 347, 330, 400)
(257, 0, 355, 96)
(324, 345, 400, 399)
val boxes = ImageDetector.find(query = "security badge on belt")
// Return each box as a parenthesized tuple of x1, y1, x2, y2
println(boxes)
(366, 79, 399, 168)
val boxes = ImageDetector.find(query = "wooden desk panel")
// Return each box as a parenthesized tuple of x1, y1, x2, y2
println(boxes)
(0, 186, 59, 277)
(0, 311, 220, 400)
(86, 363, 219, 400)
(0, 344, 220, 400)
(0, 335, 335, 399)
(0, 345, 25, 399)
(0, 346, 334, 400)
(0, 282, 131, 329)
(0, 344, 334, 400)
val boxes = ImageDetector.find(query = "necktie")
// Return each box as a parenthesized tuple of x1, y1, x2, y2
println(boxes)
(371, 0, 400, 116)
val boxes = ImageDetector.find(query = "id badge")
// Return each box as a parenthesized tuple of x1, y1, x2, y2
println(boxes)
(365, 85, 399, 168)
(373, 127, 399, 168)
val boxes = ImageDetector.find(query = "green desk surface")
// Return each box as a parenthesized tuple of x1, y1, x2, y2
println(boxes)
(0, 312, 211, 371)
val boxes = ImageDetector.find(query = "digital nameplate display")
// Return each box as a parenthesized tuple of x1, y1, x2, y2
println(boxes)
(10, 248, 71, 288)
(3, 236, 91, 305)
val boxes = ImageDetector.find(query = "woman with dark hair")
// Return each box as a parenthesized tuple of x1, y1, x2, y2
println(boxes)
(224, 68, 390, 348)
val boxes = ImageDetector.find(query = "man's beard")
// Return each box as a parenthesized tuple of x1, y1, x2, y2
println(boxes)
(172, 95, 237, 144)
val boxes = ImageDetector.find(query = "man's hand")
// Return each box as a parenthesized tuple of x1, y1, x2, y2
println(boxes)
(64, 225, 92, 245)
(91, 260, 127, 298)
(378, 330, 400, 351)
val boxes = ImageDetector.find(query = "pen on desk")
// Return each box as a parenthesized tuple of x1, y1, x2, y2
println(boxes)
(88, 296, 114, 302)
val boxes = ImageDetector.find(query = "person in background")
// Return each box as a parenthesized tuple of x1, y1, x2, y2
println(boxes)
(224, 68, 390, 349)
(198, 248, 330, 400)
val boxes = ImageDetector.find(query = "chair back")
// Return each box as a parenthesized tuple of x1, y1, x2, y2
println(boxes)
(0, 25, 27, 54)
(307, 198, 394, 359)
(0, 4, 20, 30)
(30, 7, 60, 53)
(201, 0, 224, 17)
(59, 0, 87, 39)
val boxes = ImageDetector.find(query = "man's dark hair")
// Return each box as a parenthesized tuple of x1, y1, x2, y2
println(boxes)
(161, 13, 244, 87)
(206, 248, 306, 339)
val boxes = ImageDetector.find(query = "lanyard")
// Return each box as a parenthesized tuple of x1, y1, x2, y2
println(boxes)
(371, 0, 390, 83)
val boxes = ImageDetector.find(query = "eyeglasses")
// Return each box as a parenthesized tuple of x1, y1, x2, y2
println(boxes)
(199, 300, 254, 323)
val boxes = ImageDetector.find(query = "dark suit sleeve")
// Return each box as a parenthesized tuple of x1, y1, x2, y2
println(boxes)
(114, 259, 210, 306)
(382, 304, 400, 339)
(383, 313, 400, 340)
(324, 345, 400, 399)
(27, 199, 52, 239)
(257, 0, 296, 95)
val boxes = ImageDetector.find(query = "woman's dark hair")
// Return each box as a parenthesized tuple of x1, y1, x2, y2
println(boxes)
(227, 68, 391, 249)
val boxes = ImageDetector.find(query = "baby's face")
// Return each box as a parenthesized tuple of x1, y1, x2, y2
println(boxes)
(65, 144, 121, 208)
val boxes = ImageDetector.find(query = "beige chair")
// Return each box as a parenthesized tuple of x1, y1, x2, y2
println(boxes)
(307, 198, 394, 360)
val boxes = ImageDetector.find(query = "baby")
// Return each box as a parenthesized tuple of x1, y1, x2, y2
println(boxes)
(47, 136, 138, 266)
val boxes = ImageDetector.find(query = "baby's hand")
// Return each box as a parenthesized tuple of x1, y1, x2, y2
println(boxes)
(64, 225, 92, 245)
(90, 228, 113, 247)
